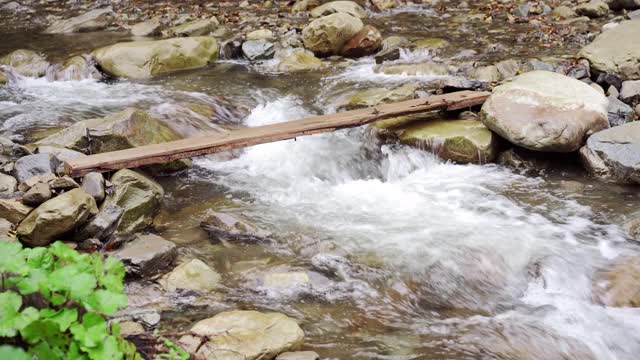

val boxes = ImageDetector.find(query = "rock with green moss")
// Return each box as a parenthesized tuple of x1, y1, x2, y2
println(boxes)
(163, 18, 219, 37)
(0, 49, 49, 77)
(302, 13, 363, 56)
(92, 37, 219, 79)
(39, 108, 190, 172)
(277, 50, 324, 72)
(17, 189, 98, 246)
(397, 119, 498, 163)
(102, 169, 164, 235)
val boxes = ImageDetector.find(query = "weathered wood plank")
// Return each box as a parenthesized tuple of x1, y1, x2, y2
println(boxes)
(65, 90, 490, 177)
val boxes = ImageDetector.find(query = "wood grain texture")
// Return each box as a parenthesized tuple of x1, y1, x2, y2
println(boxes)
(65, 90, 490, 177)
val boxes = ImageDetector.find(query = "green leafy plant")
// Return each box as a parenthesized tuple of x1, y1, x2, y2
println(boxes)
(156, 338, 190, 360)
(0, 241, 139, 359)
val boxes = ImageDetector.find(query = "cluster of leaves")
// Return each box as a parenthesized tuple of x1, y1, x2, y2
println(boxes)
(0, 241, 140, 359)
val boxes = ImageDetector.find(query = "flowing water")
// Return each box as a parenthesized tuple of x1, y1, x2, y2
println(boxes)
(2, 4, 640, 359)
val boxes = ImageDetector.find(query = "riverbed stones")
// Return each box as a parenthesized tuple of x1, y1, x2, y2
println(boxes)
(608, 95, 636, 126)
(12, 154, 58, 184)
(341, 25, 382, 58)
(620, 80, 640, 106)
(102, 169, 164, 235)
(21, 182, 51, 206)
(579, 19, 640, 80)
(575, 1, 609, 18)
(277, 50, 324, 72)
(397, 119, 498, 163)
(131, 17, 162, 37)
(480, 71, 609, 152)
(200, 212, 267, 243)
(310, 1, 367, 18)
(0, 173, 17, 195)
(337, 84, 416, 111)
(73, 204, 122, 242)
(594, 256, 640, 307)
(246, 29, 274, 41)
(473, 65, 502, 82)
(0, 199, 32, 224)
(17, 189, 97, 246)
(302, 13, 364, 56)
(44, 8, 115, 33)
(81, 172, 105, 203)
(159, 258, 221, 292)
(92, 37, 219, 79)
(0, 49, 49, 77)
(580, 121, 640, 183)
(374, 62, 449, 76)
(182, 310, 304, 360)
(110, 234, 177, 277)
(242, 40, 275, 61)
(163, 17, 218, 37)
(374, 36, 411, 64)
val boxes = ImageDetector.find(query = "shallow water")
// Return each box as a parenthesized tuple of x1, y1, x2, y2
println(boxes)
(2, 3, 640, 359)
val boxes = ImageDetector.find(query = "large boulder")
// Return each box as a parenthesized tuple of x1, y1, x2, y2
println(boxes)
(44, 8, 115, 33)
(480, 71, 609, 152)
(92, 37, 219, 79)
(17, 189, 97, 246)
(163, 18, 219, 37)
(181, 311, 304, 360)
(101, 169, 164, 235)
(39, 108, 191, 172)
(302, 13, 363, 56)
(580, 121, 640, 183)
(309, 1, 367, 18)
(159, 258, 221, 292)
(578, 19, 640, 80)
(0, 49, 49, 77)
(396, 119, 498, 163)
(109, 234, 177, 277)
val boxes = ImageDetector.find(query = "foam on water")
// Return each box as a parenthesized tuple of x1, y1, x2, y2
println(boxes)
(196, 95, 640, 359)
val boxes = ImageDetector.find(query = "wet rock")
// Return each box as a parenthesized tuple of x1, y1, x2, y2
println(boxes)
(102, 169, 164, 235)
(337, 84, 416, 111)
(163, 17, 218, 37)
(621, 80, 640, 106)
(481, 71, 609, 152)
(242, 40, 276, 61)
(73, 204, 123, 242)
(92, 37, 219, 79)
(39, 108, 190, 172)
(21, 182, 51, 206)
(12, 154, 58, 184)
(159, 258, 221, 292)
(277, 351, 320, 360)
(109, 234, 177, 278)
(594, 256, 640, 307)
(473, 65, 501, 82)
(46, 55, 102, 81)
(181, 311, 304, 360)
(623, 217, 640, 241)
(579, 19, 640, 81)
(310, 1, 367, 18)
(552, 5, 577, 18)
(246, 29, 274, 41)
(0, 173, 17, 195)
(340, 25, 382, 58)
(81, 172, 105, 203)
(396, 119, 498, 163)
(0, 199, 32, 225)
(44, 8, 115, 33)
(580, 121, 640, 183)
(277, 50, 324, 72)
(200, 212, 267, 243)
(130, 17, 162, 37)
(374, 62, 449, 76)
(17, 188, 97, 246)
(0, 49, 49, 77)
(302, 13, 364, 56)
(374, 36, 411, 64)
(608, 95, 636, 126)
(575, 2, 609, 18)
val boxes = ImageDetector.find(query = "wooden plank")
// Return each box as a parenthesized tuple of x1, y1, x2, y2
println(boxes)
(65, 90, 490, 177)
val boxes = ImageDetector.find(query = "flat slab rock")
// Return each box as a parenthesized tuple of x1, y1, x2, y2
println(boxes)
(580, 121, 640, 183)
(109, 234, 177, 277)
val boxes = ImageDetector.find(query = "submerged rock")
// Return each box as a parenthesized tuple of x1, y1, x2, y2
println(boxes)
(0, 49, 49, 77)
(181, 311, 304, 360)
(374, 62, 449, 76)
(44, 8, 115, 33)
(109, 234, 177, 278)
(580, 121, 640, 183)
(201, 212, 267, 244)
(163, 18, 218, 37)
(340, 25, 382, 58)
(302, 13, 363, 56)
(102, 169, 164, 235)
(397, 119, 498, 163)
(159, 258, 221, 292)
(480, 71, 609, 152)
(579, 19, 640, 80)
(92, 37, 219, 79)
(310, 1, 367, 18)
(17, 189, 97, 247)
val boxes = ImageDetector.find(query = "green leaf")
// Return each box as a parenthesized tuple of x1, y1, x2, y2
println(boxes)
(71, 312, 108, 350)
(0, 291, 23, 337)
(86, 290, 128, 315)
(48, 264, 97, 301)
(20, 319, 61, 344)
(98, 256, 126, 293)
(49, 241, 81, 263)
(26, 247, 54, 270)
(0, 345, 31, 360)
(0, 241, 27, 275)
(40, 308, 78, 332)
(28, 341, 67, 360)
(16, 268, 48, 295)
